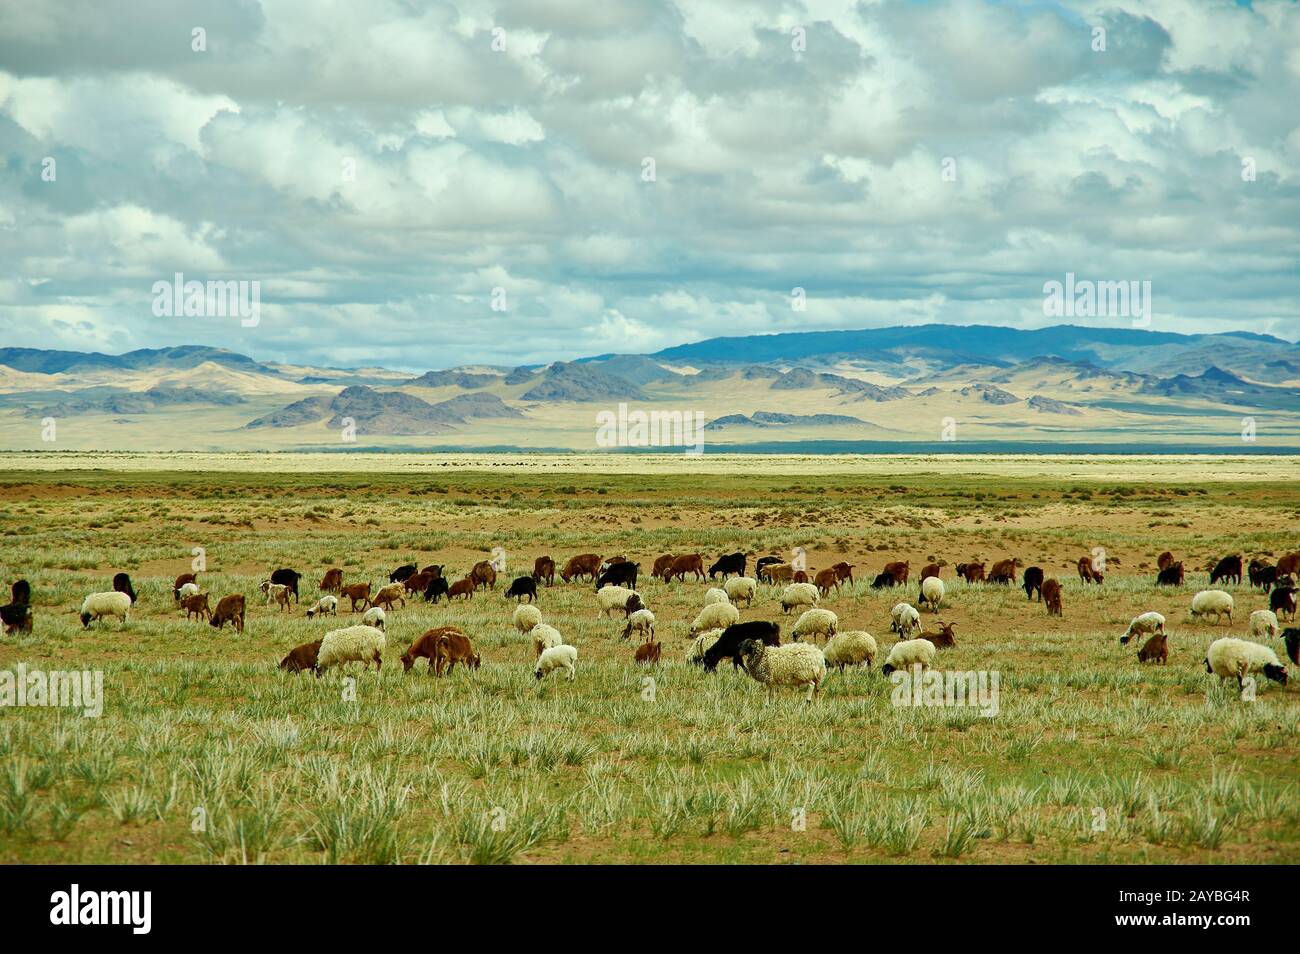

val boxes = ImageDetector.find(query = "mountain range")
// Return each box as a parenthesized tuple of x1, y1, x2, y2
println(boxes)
(2, 324, 1297, 452)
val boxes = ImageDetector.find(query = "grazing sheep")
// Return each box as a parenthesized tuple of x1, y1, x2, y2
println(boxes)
(708, 552, 746, 580)
(1119, 612, 1165, 645)
(620, 608, 656, 642)
(361, 606, 386, 631)
(513, 604, 544, 635)
(209, 595, 245, 633)
(792, 607, 838, 643)
(921, 621, 957, 649)
(504, 576, 538, 603)
(703, 587, 730, 606)
(270, 568, 302, 602)
(532, 556, 556, 587)
(370, 583, 406, 611)
(691, 601, 741, 635)
(79, 591, 132, 628)
(779, 581, 819, 614)
(1137, 632, 1168, 665)
(890, 602, 922, 638)
(1042, 579, 1062, 616)
(736, 639, 827, 703)
(634, 639, 661, 665)
(177, 581, 200, 602)
(173, 573, 197, 601)
(1022, 566, 1044, 601)
(596, 585, 644, 619)
(447, 578, 475, 601)
(919, 576, 945, 613)
(561, 553, 602, 583)
(112, 572, 137, 604)
(1249, 609, 1280, 641)
(530, 623, 564, 658)
(725, 576, 757, 607)
(341, 583, 371, 612)
(181, 593, 211, 621)
(535, 644, 577, 682)
(317, 624, 386, 676)
(702, 620, 781, 672)
(1190, 589, 1234, 625)
(685, 630, 723, 665)
(1204, 637, 1287, 690)
(319, 568, 343, 593)
(279, 640, 322, 675)
(880, 638, 937, 676)
(822, 630, 878, 671)
(306, 595, 338, 619)
(596, 562, 639, 591)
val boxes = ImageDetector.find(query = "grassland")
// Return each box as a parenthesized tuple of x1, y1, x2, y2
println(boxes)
(0, 454, 1297, 864)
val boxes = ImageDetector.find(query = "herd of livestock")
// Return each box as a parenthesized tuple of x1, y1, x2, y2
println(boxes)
(2, 548, 1297, 702)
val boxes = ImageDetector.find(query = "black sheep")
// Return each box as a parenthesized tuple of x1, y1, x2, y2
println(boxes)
(702, 621, 781, 672)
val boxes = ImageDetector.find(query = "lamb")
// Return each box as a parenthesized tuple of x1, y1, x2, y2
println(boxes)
(279, 640, 323, 674)
(306, 595, 339, 619)
(792, 607, 838, 643)
(79, 591, 132, 628)
(736, 639, 827, 703)
(620, 608, 656, 642)
(919, 576, 945, 613)
(209, 594, 245, 633)
(181, 593, 210, 621)
(1249, 609, 1280, 641)
(1119, 612, 1165, 645)
(634, 639, 661, 665)
(685, 630, 723, 665)
(701, 620, 781, 672)
(529, 623, 565, 658)
(1190, 589, 1234, 625)
(779, 582, 819, 614)
(370, 583, 406, 611)
(1204, 637, 1288, 690)
(534, 644, 577, 682)
(691, 601, 741, 635)
(597, 585, 644, 619)
(361, 606, 386, 631)
(513, 603, 544, 635)
(1137, 632, 1168, 665)
(890, 602, 922, 638)
(880, 638, 937, 676)
(724, 576, 757, 607)
(703, 588, 730, 606)
(822, 630, 878, 671)
(177, 581, 200, 602)
(316, 624, 386, 676)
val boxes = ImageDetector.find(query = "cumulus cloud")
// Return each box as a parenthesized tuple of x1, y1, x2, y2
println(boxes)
(0, 0, 1297, 370)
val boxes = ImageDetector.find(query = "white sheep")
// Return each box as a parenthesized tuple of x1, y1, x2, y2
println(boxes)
(792, 607, 839, 643)
(596, 585, 641, 619)
(703, 588, 730, 606)
(621, 608, 656, 642)
(513, 603, 543, 635)
(530, 622, 565, 658)
(890, 602, 921, 638)
(177, 582, 200, 601)
(685, 629, 723, 665)
(1119, 611, 1165, 645)
(737, 640, 827, 703)
(534, 644, 577, 682)
(881, 638, 937, 675)
(1190, 589, 1234, 625)
(1205, 637, 1288, 690)
(317, 624, 386, 674)
(919, 576, 945, 613)
(1249, 609, 1280, 640)
(361, 606, 386, 631)
(822, 630, 878, 670)
(79, 591, 132, 628)
(779, 582, 820, 614)
(725, 576, 757, 607)
(690, 601, 740, 635)
(306, 595, 338, 618)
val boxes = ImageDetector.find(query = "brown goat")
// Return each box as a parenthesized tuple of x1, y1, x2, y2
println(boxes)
(922, 621, 957, 648)
(831, 562, 854, 586)
(471, 561, 497, 590)
(434, 631, 481, 675)
(760, 563, 794, 584)
(561, 553, 602, 583)
(279, 639, 322, 674)
(341, 582, 371, 612)
(173, 572, 197, 601)
(448, 578, 475, 601)
(1077, 556, 1104, 584)
(532, 556, 555, 586)
(651, 554, 676, 581)
(634, 639, 661, 665)
(370, 583, 406, 611)
(403, 570, 435, 594)
(319, 568, 343, 593)
(1137, 632, 1168, 665)
(956, 562, 986, 582)
(667, 553, 706, 583)
(988, 559, 1018, 584)
(793, 569, 811, 584)
(814, 567, 839, 597)
(1042, 579, 1063, 616)
(1156, 551, 1175, 571)
(1278, 553, 1300, 578)
(180, 592, 210, 621)
(919, 563, 941, 582)
(400, 627, 462, 673)
(882, 561, 910, 584)
(209, 594, 245, 633)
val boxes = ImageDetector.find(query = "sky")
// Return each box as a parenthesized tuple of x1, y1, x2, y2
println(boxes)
(0, 0, 1298, 373)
